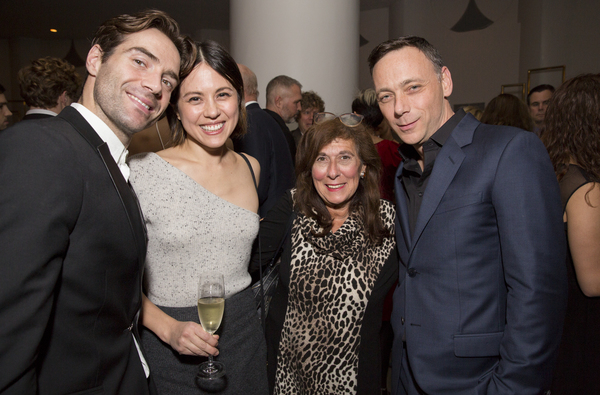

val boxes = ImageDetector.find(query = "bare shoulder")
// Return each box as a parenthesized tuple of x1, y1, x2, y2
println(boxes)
(236, 152, 261, 185)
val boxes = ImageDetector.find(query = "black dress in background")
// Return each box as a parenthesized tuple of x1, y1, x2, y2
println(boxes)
(551, 165, 600, 394)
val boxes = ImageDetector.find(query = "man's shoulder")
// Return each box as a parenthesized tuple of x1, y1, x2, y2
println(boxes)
(1, 115, 76, 146)
(453, 115, 533, 148)
(247, 107, 285, 135)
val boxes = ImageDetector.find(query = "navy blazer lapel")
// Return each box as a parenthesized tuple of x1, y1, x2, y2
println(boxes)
(58, 106, 148, 268)
(410, 115, 478, 252)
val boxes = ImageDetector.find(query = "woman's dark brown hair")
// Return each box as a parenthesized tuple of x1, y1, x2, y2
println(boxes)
(295, 119, 389, 244)
(167, 40, 247, 146)
(481, 93, 534, 132)
(542, 73, 600, 184)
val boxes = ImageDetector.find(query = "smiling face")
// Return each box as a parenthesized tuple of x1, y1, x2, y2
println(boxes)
(176, 62, 239, 150)
(312, 138, 365, 214)
(373, 46, 453, 156)
(88, 28, 180, 143)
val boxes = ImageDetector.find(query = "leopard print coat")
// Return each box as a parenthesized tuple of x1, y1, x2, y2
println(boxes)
(274, 199, 396, 394)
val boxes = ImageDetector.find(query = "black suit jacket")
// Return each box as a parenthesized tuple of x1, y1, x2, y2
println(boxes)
(0, 106, 152, 394)
(21, 112, 54, 121)
(264, 108, 297, 165)
(233, 103, 295, 217)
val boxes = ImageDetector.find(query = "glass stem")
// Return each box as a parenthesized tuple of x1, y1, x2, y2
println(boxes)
(207, 354, 214, 367)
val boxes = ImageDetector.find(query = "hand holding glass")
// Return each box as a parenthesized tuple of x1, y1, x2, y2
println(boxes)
(196, 273, 225, 379)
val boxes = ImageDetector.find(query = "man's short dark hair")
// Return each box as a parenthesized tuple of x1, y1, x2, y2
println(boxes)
(368, 35, 445, 78)
(527, 84, 555, 105)
(18, 57, 82, 108)
(91, 9, 196, 80)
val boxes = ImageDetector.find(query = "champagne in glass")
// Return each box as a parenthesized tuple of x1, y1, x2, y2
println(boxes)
(197, 297, 224, 334)
(196, 273, 225, 380)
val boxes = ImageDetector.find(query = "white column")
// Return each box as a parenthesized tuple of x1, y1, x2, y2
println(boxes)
(230, 0, 360, 114)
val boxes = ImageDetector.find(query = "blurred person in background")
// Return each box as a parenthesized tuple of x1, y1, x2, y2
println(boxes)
(18, 57, 82, 120)
(481, 93, 534, 132)
(291, 90, 324, 146)
(0, 84, 12, 130)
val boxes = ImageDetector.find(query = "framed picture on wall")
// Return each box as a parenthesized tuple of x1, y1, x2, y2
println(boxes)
(501, 83, 526, 101)
(527, 66, 566, 93)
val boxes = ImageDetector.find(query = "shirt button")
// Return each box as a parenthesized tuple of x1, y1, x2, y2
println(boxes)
(401, 317, 405, 325)
(418, 192, 423, 197)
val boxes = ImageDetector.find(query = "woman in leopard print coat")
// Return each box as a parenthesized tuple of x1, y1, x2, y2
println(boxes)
(252, 116, 398, 394)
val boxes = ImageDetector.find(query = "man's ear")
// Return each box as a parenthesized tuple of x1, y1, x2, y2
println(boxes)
(441, 66, 453, 98)
(86, 44, 103, 77)
(58, 91, 69, 108)
(274, 95, 283, 110)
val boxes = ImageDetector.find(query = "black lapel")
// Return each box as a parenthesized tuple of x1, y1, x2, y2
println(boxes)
(58, 106, 148, 268)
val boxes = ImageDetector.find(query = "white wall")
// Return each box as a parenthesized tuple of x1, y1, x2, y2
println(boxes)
(358, 0, 600, 108)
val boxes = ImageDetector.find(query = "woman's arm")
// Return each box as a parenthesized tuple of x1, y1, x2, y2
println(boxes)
(141, 294, 219, 356)
(565, 182, 600, 296)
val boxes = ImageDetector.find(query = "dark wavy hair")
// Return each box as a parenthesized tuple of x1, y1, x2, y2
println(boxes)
(542, 74, 600, 186)
(92, 9, 196, 82)
(167, 40, 246, 146)
(18, 57, 82, 108)
(481, 93, 534, 132)
(295, 119, 388, 245)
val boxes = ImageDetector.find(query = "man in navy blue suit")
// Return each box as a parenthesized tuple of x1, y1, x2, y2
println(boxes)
(370, 36, 567, 395)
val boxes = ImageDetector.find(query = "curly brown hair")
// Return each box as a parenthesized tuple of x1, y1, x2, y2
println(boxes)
(294, 91, 325, 122)
(542, 74, 600, 184)
(295, 119, 389, 244)
(18, 57, 82, 108)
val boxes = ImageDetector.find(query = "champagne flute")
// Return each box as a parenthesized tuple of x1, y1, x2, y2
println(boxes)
(196, 273, 225, 379)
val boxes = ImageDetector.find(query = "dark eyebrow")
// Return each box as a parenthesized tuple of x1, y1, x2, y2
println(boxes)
(128, 46, 179, 84)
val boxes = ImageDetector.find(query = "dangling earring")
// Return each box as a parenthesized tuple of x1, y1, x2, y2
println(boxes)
(360, 171, 365, 179)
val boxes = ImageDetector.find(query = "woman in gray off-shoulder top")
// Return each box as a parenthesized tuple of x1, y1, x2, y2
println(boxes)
(128, 41, 268, 394)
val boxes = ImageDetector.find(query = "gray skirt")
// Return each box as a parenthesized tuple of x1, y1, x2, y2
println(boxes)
(141, 287, 269, 394)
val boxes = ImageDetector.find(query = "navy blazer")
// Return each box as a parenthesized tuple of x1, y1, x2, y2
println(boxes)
(0, 107, 152, 394)
(391, 114, 567, 394)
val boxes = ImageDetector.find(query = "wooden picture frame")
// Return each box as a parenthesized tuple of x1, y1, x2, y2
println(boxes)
(501, 83, 526, 101)
(527, 66, 566, 93)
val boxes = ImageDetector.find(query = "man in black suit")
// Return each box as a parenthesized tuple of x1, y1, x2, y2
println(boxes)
(265, 75, 302, 164)
(0, 10, 193, 394)
(234, 64, 295, 217)
(18, 57, 82, 121)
